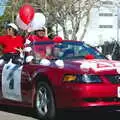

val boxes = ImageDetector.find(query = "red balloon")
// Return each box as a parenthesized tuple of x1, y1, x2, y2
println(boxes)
(19, 4, 35, 24)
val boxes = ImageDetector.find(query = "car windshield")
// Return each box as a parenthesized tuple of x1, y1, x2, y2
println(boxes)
(31, 40, 106, 62)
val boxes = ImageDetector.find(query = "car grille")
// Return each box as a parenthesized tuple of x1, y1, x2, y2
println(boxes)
(105, 75, 120, 84)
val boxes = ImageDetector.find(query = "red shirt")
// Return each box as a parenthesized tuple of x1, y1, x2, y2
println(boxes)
(27, 35, 50, 42)
(25, 35, 51, 59)
(0, 35, 24, 54)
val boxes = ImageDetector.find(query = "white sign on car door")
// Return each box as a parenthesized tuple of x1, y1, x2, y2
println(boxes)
(2, 60, 23, 101)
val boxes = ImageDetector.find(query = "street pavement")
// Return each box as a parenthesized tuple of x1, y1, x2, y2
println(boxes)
(0, 111, 37, 120)
(0, 105, 38, 120)
(1, 105, 120, 120)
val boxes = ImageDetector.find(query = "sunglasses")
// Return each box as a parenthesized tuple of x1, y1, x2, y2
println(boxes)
(6, 26, 12, 30)
(36, 29, 45, 32)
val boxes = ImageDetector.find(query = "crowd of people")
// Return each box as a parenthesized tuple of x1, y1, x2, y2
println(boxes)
(0, 22, 63, 64)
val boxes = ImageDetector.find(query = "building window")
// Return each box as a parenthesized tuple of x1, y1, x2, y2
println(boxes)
(99, 13, 113, 16)
(99, 25, 113, 28)
(101, 1, 113, 5)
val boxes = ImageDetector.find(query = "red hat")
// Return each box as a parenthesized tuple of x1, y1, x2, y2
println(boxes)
(53, 36, 62, 43)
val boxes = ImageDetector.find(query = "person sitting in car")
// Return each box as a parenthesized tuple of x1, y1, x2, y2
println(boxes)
(0, 23, 24, 64)
(25, 26, 50, 43)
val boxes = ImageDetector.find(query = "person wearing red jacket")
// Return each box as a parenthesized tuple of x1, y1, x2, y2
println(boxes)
(0, 23, 24, 63)
(24, 27, 51, 61)
(26, 26, 50, 43)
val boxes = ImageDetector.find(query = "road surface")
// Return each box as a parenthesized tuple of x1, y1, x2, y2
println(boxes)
(0, 111, 37, 120)
(1, 105, 120, 120)
(0, 105, 38, 120)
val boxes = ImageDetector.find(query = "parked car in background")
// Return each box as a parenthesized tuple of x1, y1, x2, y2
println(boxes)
(0, 40, 120, 120)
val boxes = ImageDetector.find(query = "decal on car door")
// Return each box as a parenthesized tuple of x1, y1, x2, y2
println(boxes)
(2, 61, 23, 101)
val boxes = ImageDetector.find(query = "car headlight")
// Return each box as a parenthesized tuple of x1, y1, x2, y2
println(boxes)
(63, 74, 102, 83)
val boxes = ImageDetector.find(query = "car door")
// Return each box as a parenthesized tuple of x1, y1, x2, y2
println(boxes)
(20, 64, 34, 105)
(0, 61, 34, 107)
(1, 61, 23, 102)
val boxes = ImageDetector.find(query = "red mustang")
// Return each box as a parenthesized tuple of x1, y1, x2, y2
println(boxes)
(0, 40, 120, 120)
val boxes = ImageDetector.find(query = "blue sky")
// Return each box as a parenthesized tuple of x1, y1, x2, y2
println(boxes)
(0, 0, 8, 16)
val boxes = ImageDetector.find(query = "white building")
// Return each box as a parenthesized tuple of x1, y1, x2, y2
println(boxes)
(82, 0, 120, 46)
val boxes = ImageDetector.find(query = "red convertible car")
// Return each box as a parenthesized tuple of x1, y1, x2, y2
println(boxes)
(0, 40, 120, 120)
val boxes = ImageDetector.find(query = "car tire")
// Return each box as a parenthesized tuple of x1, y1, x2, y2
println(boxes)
(35, 81, 56, 120)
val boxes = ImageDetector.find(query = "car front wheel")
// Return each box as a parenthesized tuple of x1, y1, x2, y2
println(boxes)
(35, 81, 56, 120)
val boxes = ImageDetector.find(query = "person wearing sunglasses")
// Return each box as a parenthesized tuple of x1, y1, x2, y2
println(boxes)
(0, 23, 24, 64)
(26, 26, 50, 43)
(24, 27, 51, 61)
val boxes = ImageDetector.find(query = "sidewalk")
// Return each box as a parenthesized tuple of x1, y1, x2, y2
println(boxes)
(0, 111, 38, 120)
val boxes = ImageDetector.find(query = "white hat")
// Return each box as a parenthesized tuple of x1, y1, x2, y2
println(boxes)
(7, 23, 19, 31)
(38, 27, 45, 31)
(28, 26, 46, 32)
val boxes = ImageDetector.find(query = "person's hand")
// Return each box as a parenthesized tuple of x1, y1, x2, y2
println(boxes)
(14, 47, 24, 58)
(14, 47, 23, 53)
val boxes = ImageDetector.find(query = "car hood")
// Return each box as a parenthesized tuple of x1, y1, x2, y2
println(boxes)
(63, 59, 120, 74)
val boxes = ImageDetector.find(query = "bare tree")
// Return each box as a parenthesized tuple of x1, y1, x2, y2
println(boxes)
(5, 0, 100, 40)
(29, 0, 100, 40)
